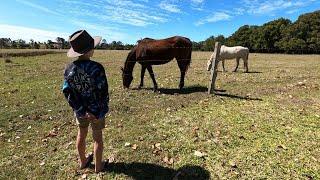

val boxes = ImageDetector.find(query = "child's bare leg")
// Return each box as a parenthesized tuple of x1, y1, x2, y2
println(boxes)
(77, 127, 88, 168)
(92, 129, 103, 172)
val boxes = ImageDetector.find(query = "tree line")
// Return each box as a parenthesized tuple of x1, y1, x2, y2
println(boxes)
(1, 10, 319, 54)
(193, 10, 320, 54)
(0, 37, 134, 50)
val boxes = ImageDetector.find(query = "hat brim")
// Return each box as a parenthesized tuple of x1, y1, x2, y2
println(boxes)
(67, 36, 102, 58)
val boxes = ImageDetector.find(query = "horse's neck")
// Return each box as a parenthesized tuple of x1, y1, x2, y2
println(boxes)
(124, 60, 136, 75)
(124, 50, 137, 75)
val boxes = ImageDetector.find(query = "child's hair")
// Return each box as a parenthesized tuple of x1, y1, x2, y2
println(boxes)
(78, 50, 94, 59)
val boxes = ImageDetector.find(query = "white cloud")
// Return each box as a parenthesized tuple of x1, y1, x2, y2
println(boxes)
(190, 0, 205, 11)
(191, 0, 204, 4)
(62, 0, 168, 27)
(70, 20, 129, 42)
(195, 12, 232, 26)
(242, 0, 316, 15)
(0, 24, 68, 42)
(159, 1, 182, 13)
(15, 0, 60, 16)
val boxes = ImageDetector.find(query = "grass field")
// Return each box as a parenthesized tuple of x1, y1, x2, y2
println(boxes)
(0, 50, 319, 179)
(0, 49, 66, 58)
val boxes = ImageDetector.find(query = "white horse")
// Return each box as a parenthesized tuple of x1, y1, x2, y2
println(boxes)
(207, 45, 249, 72)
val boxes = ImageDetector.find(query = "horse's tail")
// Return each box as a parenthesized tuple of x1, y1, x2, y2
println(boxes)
(184, 38, 192, 73)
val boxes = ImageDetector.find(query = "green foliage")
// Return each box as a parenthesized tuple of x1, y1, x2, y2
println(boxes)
(198, 10, 319, 54)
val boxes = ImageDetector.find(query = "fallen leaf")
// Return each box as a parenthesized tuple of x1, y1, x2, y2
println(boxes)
(277, 144, 287, 150)
(27, 126, 31, 130)
(194, 150, 207, 158)
(132, 144, 138, 150)
(163, 156, 168, 163)
(108, 154, 115, 163)
(81, 173, 87, 179)
(155, 143, 161, 149)
(124, 142, 131, 147)
(229, 161, 237, 168)
(46, 131, 58, 138)
(40, 161, 45, 166)
(65, 141, 73, 149)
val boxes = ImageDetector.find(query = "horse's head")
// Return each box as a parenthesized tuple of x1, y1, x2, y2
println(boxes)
(121, 67, 133, 89)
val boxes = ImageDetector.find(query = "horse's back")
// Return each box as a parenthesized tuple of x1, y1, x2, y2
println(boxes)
(136, 36, 191, 59)
(220, 45, 249, 59)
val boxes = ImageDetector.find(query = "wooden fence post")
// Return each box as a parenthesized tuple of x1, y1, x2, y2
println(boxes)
(208, 42, 221, 94)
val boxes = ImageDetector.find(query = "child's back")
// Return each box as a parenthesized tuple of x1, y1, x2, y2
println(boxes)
(62, 30, 108, 173)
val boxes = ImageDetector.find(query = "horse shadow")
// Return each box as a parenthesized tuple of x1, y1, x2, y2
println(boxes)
(132, 85, 208, 95)
(214, 91, 263, 101)
(102, 162, 210, 180)
(244, 71, 263, 74)
(159, 85, 208, 95)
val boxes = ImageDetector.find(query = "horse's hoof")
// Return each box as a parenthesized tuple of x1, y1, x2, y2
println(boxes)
(138, 85, 143, 89)
(153, 86, 158, 92)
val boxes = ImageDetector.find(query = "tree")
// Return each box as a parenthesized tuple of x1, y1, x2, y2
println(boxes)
(0, 38, 12, 48)
(46, 40, 54, 49)
(56, 37, 66, 49)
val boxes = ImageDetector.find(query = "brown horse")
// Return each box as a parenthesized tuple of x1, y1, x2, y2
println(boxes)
(121, 36, 192, 91)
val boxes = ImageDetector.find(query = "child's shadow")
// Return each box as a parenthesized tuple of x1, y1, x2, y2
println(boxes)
(102, 162, 210, 180)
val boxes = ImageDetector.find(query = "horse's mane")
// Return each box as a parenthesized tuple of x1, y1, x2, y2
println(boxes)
(137, 38, 155, 44)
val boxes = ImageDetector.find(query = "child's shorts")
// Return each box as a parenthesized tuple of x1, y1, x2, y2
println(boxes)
(75, 116, 105, 130)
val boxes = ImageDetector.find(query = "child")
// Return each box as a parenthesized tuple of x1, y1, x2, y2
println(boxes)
(62, 30, 109, 173)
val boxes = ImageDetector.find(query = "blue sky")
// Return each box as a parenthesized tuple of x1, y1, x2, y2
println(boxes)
(0, 0, 319, 44)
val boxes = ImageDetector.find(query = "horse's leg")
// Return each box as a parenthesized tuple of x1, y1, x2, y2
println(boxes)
(177, 60, 188, 90)
(222, 59, 226, 72)
(234, 58, 240, 72)
(244, 57, 249, 73)
(146, 65, 158, 92)
(139, 65, 147, 89)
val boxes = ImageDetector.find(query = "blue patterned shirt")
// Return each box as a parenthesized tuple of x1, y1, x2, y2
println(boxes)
(62, 59, 109, 119)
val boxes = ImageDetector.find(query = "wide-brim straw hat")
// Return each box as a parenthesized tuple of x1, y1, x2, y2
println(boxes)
(67, 30, 102, 58)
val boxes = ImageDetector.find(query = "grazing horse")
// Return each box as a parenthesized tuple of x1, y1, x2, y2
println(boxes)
(207, 45, 249, 72)
(121, 36, 192, 91)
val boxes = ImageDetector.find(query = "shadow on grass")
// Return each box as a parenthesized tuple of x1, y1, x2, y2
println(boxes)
(214, 92, 263, 101)
(245, 71, 263, 74)
(159, 85, 208, 95)
(132, 85, 208, 95)
(104, 162, 210, 180)
(218, 70, 262, 74)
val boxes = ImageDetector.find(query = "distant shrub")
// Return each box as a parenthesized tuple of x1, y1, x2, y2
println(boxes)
(3, 54, 12, 63)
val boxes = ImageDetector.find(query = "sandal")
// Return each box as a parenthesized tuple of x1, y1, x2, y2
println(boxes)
(80, 153, 94, 169)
